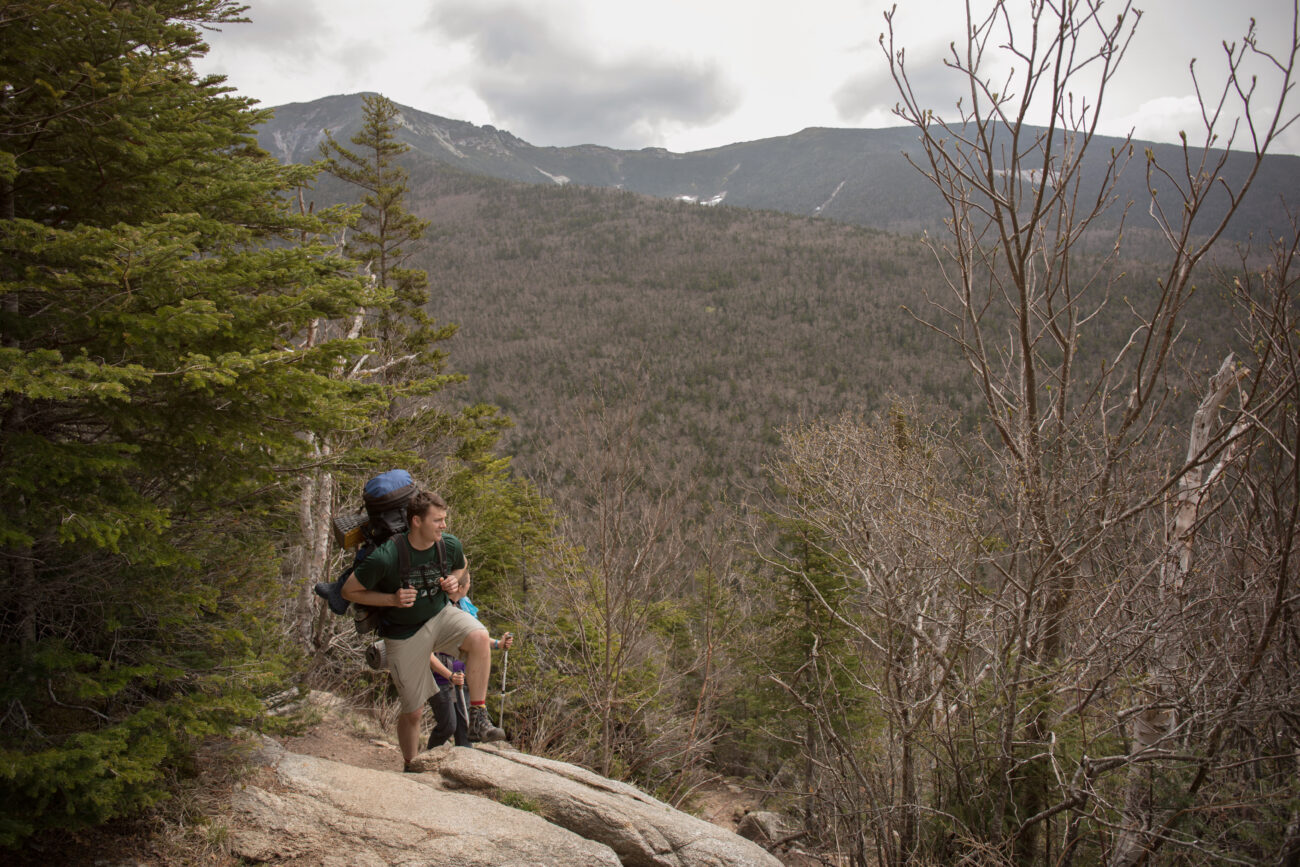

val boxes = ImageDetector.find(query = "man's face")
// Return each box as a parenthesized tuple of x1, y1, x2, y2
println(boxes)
(410, 506, 448, 545)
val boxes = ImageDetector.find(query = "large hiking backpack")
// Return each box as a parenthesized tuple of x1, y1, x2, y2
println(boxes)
(317, 470, 419, 633)
(332, 469, 417, 550)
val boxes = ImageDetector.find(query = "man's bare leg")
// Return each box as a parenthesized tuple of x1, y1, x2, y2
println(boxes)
(398, 708, 423, 762)
(459, 629, 504, 741)
(461, 628, 492, 702)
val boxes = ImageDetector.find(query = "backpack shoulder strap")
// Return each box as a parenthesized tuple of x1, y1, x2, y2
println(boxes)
(397, 533, 412, 588)
(435, 537, 448, 578)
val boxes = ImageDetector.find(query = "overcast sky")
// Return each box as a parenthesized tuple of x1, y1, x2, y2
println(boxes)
(196, 0, 1300, 155)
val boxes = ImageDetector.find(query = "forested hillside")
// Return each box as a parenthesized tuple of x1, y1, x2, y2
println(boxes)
(301, 164, 1235, 512)
(415, 172, 958, 490)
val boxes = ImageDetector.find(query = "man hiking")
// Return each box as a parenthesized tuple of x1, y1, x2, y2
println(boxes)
(341, 490, 506, 769)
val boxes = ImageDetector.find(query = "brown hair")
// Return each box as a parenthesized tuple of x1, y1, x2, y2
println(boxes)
(406, 489, 447, 524)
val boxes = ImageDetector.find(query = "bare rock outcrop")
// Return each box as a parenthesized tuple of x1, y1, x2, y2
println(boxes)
(229, 738, 620, 866)
(412, 743, 781, 867)
(227, 733, 780, 867)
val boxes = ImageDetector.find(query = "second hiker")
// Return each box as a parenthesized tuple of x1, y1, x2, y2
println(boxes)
(428, 566, 515, 749)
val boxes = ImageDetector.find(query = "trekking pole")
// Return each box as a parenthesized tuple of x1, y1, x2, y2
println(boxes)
(457, 681, 470, 729)
(499, 632, 511, 722)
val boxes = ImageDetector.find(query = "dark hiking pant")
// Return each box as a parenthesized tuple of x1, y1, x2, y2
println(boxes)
(427, 681, 470, 748)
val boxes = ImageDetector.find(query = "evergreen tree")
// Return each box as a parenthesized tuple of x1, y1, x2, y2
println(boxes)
(320, 93, 456, 392)
(0, 0, 382, 845)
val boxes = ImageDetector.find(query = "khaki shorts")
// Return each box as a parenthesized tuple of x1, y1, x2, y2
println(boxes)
(386, 605, 485, 713)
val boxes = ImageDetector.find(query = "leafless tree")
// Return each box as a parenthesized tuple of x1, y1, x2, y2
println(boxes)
(525, 380, 704, 783)
(789, 0, 1300, 862)
(756, 407, 985, 866)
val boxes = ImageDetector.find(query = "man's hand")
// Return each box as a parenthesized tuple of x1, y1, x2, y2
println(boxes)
(450, 671, 465, 687)
(394, 587, 417, 607)
(443, 559, 469, 596)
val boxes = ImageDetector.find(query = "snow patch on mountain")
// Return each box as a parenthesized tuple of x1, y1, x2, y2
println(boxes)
(993, 167, 1060, 187)
(675, 192, 727, 207)
(396, 113, 467, 159)
(535, 166, 570, 185)
(269, 126, 328, 164)
(813, 180, 847, 215)
(430, 127, 467, 158)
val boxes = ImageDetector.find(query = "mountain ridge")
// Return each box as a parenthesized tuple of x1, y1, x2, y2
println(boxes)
(258, 92, 1300, 241)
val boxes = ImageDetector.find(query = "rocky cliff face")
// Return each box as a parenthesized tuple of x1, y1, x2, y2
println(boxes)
(225, 694, 781, 867)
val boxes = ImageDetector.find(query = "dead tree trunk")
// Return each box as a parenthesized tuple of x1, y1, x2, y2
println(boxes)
(1111, 354, 1248, 867)
(295, 446, 336, 651)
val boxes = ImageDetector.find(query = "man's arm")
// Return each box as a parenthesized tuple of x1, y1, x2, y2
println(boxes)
(442, 555, 469, 598)
(341, 574, 416, 608)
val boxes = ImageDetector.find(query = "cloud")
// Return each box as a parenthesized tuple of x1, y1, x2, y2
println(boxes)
(837, 1, 1030, 128)
(193, 0, 1300, 155)
(429, 1, 739, 148)
(205, 0, 332, 62)
(834, 43, 1016, 130)
(1115, 92, 1300, 156)
(1112, 95, 1203, 148)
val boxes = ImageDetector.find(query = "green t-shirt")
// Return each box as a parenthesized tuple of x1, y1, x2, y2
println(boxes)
(354, 533, 466, 640)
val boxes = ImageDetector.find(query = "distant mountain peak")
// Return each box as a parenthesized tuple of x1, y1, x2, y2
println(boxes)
(258, 93, 1300, 241)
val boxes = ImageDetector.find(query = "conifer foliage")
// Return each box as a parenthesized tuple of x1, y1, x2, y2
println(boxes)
(0, 0, 381, 845)
(320, 93, 456, 388)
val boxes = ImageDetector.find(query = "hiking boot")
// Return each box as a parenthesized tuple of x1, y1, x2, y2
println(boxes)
(468, 705, 506, 743)
(313, 579, 349, 616)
